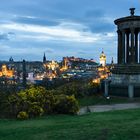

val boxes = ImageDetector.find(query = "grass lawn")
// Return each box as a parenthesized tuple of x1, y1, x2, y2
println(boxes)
(0, 109, 140, 140)
(78, 95, 140, 107)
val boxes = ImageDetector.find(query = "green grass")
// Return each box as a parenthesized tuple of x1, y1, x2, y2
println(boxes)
(1, 109, 140, 140)
(78, 95, 140, 107)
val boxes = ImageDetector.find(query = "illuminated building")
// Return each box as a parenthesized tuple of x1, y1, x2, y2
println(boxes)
(0, 64, 14, 78)
(97, 66, 109, 80)
(60, 57, 70, 71)
(98, 51, 108, 79)
(92, 78, 100, 84)
(62, 56, 96, 63)
(63, 57, 69, 70)
(60, 56, 97, 71)
(44, 60, 59, 79)
(46, 60, 59, 71)
(92, 51, 110, 84)
(99, 51, 106, 67)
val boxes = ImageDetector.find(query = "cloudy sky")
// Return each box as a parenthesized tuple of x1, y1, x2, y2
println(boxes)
(0, 0, 139, 62)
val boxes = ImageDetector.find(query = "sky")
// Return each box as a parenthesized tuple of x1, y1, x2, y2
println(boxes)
(0, 0, 139, 63)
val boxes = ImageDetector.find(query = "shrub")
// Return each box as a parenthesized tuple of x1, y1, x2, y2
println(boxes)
(86, 82, 100, 95)
(44, 91, 55, 114)
(54, 95, 79, 114)
(8, 94, 22, 117)
(17, 111, 29, 120)
(56, 82, 85, 98)
(28, 103, 44, 117)
(8, 86, 80, 119)
(8, 86, 47, 118)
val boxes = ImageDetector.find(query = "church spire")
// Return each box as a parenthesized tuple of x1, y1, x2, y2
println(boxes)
(111, 57, 114, 65)
(43, 52, 46, 63)
(101, 48, 104, 54)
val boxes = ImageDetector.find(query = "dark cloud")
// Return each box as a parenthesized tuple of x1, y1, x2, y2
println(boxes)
(0, 32, 15, 41)
(45, 49, 54, 54)
(88, 22, 114, 33)
(0, 33, 9, 41)
(14, 16, 60, 26)
(85, 9, 105, 18)
(0, 0, 138, 33)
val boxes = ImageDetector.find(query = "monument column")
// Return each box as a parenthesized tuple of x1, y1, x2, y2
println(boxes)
(117, 30, 122, 64)
(139, 30, 140, 63)
(130, 28, 135, 63)
(121, 30, 125, 64)
(126, 31, 130, 63)
(135, 30, 138, 63)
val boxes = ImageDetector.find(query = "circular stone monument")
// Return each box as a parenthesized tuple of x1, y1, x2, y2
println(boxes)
(110, 8, 140, 97)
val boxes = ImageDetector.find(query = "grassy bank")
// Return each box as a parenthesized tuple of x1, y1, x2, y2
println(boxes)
(78, 95, 140, 107)
(0, 109, 140, 140)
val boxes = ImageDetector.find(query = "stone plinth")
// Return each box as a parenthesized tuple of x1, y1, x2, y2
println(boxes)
(111, 64, 140, 85)
(110, 65, 140, 97)
(111, 74, 140, 85)
(111, 64, 140, 75)
(110, 64, 140, 97)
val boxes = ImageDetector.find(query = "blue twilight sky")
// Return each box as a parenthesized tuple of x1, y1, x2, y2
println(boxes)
(0, 0, 139, 63)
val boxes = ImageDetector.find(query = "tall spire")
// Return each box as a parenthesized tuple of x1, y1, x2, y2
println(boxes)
(101, 48, 104, 54)
(111, 57, 114, 64)
(43, 52, 46, 63)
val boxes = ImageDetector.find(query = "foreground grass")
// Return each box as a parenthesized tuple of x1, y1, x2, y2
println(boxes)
(78, 95, 140, 107)
(0, 109, 140, 140)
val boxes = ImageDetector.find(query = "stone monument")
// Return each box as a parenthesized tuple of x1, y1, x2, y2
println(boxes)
(109, 8, 140, 97)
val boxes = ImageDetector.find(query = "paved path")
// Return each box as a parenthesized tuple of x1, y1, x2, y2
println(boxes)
(78, 103, 140, 115)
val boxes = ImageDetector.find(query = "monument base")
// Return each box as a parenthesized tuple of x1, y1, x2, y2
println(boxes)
(109, 64, 140, 97)
(111, 64, 140, 74)
(109, 84, 140, 97)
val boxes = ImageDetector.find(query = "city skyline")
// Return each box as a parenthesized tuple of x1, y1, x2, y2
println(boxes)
(0, 0, 139, 62)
